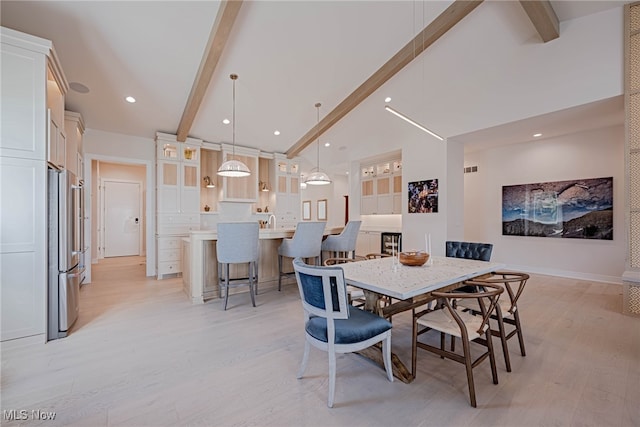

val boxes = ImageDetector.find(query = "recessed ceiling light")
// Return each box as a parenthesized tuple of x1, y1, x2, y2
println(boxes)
(385, 97, 392, 103)
(533, 133, 542, 137)
(274, 130, 280, 136)
(324, 142, 330, 147)
(346, 171, 349, 175)
(222, 119, 230, 125)
(125, 96, 136, 103)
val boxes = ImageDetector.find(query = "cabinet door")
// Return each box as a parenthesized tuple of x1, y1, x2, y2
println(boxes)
(222, 153, 257, 202)
(157, 160, 179, 213)
(180, 163, 199, 213)
(376, 177, 392, 214)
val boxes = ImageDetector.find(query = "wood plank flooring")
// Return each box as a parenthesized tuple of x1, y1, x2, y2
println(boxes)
(1, 256, 639, 426)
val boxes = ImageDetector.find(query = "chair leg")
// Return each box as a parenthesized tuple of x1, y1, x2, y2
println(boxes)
(496, 315, 512, 372)
(514, 311, 526, 357)
(254, 261, 259, 295)
(278, 255, 283, 291)
(297, 340, 310, 379)
(218, 262, 223, 299)
(328, 348, 337, 408)
(411, 310, 418, 379)
(249, 262, 256, 307)
(485, 328, 499, 385)
(461, 338, 477, 408)
(440, 332, 446, 359)
(223, 264, 230, 311)
(382, 334, 394, 382)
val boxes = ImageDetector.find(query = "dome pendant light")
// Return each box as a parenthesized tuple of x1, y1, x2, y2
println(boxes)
(218, 74, 251, 177)
(304, 103, 331, 186)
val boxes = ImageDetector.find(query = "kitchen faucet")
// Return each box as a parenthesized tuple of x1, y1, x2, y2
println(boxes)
(267, 214, 276, 229)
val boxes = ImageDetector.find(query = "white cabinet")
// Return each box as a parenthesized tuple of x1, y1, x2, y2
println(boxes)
(47, 111, 66, 169)
(360, 159, 402, 215)
(1, 28, 68, 342)
(273, 154, 300, 228)
(155, 133, 202, 279)
(355, 230, 381, 257)
(64, 111, 84, 177)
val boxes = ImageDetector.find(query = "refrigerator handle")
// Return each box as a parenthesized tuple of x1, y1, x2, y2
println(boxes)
(71, 184, 84, 255)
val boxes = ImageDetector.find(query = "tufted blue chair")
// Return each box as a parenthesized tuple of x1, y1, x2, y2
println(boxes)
(445, 241, 493, 262)
(216, 222, 259, 310)
(278, 221, 326, 291)
(321, 220, 362, 262)
(293, 258, 393, 407)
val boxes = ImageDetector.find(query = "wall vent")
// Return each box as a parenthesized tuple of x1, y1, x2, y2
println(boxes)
(463, 166, 478, 174)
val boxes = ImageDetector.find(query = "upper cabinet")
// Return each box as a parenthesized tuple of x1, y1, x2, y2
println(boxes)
(1, 27, 68, 162)
(361, 157, 402, 215)
(272, 154, 301, 228)
(64, 111, 84, 177)
(156, 133, 201, 215)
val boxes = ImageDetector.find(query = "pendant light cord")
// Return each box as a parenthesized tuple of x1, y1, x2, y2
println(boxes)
(315, 102, 321, 171)
(231, 74, 237, 158)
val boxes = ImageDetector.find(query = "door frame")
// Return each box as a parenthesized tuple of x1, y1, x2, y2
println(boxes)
(83, 154, 155, 282)
(100, 178, 143, 258)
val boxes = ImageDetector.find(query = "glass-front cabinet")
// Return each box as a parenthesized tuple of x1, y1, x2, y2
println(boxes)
(360, 156, 402, 215)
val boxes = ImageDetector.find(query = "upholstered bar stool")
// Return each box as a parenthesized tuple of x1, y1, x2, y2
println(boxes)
(278, 221, 326, 291)
(321, 220, 361, 263)
(216, 222, 259, 310)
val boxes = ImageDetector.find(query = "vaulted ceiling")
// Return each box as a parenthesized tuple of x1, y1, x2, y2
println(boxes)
(1, 1, 626, 174)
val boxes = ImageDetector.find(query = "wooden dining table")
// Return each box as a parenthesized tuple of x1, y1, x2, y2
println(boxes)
(339, 256, 506, 383)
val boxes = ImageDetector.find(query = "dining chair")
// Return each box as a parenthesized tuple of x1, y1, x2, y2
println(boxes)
(324, 257, 365, 307)
(365, 253, 391, 259)
(278, 221, 326, 291)
(412, 283, 503, 407)
(445, 240, 493, 261)
(321, 220, 362, 262)
(216, 222, 259, 310)
(293, 258, 393, 408)
(457, 272, 530, 372)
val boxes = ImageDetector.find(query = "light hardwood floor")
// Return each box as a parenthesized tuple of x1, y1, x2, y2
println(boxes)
(1, 257, 639, 426)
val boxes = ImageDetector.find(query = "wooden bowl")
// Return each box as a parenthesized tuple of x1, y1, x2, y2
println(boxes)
(399, 251, 429, 266)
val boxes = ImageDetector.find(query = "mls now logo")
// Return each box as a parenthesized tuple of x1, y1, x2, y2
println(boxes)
(3, 410, 28, 420)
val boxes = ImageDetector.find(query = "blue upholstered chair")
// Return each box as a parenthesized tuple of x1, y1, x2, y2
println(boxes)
(216, 222, 259, 310)
(277, 221, 326, 291)
(293, 258, 393, 407)
(445, 240, 493, 261)
(321, 220, 362, 262)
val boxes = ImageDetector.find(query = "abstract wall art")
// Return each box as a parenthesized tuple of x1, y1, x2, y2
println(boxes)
(408, 179, 438, 213)
(502, 177, 613, 239)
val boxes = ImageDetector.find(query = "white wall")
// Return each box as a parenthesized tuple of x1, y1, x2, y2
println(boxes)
(300, 174, 348, 227)
(464, 125, 625, 283)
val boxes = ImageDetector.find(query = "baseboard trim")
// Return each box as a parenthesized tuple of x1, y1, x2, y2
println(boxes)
(504, 264, 622, 285)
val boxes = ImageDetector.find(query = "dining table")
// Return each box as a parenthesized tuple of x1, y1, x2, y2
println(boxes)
(339, 255, 506, 383)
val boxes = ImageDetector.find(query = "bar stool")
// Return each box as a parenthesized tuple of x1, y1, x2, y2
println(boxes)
(216, 222, 259, 310)
(278, 221, 326, 291)
(321, 220, 361, 263)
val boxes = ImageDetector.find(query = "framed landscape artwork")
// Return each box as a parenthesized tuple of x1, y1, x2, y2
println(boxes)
(502, 177, 613, 240)
(408, 179, 438, 213)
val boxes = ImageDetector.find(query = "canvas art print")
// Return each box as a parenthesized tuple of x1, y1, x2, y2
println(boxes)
(502, 177, 613, 239)
(408, 179, 438, 213)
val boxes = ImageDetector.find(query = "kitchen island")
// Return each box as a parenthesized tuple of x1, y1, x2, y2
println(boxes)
(184, 226, 343, 304)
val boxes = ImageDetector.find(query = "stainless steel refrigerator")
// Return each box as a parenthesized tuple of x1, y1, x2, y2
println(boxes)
(48, 168, 84, 340)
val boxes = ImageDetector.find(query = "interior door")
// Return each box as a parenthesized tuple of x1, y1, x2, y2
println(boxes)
(104, 180, 141, 257)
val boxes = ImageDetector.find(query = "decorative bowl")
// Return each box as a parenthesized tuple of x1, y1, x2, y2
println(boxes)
(399, 251, 429, 266)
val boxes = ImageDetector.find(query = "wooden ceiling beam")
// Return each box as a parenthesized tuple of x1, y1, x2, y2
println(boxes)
(285, 0, 483, 159)
(519, 1, 559, 42)
(176, 0, 243, 142)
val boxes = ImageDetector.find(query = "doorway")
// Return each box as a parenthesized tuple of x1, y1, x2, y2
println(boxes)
(103, 180, 142, 257)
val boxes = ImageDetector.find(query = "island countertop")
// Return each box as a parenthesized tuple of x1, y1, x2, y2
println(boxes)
(184, 225, 344, 304)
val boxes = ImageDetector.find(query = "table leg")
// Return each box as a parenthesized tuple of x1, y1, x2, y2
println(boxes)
(355, 344, 414, 384)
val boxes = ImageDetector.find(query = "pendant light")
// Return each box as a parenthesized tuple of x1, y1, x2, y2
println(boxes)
(304, 103, 331, 186)
(218, 74, 251, 177)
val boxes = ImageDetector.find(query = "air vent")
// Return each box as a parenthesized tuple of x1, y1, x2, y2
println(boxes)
(463, 166, 478, 174)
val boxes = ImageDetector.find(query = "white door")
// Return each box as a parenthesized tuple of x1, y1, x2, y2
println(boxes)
(104, 181, 141, 257)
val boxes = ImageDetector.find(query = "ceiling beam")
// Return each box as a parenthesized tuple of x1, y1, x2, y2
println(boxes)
(519, 1, 559, 42)
(176, 0, 243, 142)
(285, 0, 483, 159)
